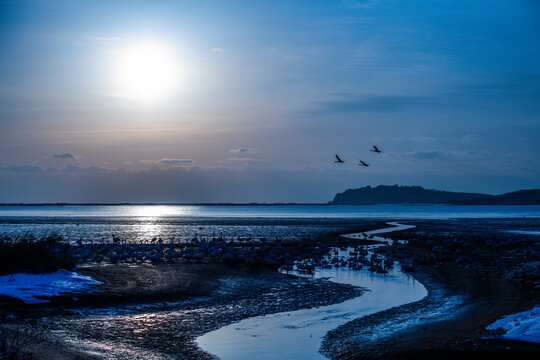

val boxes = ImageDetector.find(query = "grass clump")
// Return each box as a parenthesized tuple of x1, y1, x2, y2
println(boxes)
(0, 234, 74, 275)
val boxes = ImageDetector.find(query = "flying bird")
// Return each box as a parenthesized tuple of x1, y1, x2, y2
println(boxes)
(359, 160, 369, 167)
(334, 154, 345, 163)
(370, 145, 382, 153)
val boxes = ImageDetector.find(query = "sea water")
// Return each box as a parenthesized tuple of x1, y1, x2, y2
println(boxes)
(0, 204, 538, 243)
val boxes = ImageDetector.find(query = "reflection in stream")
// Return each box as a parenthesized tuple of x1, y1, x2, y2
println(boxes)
(196, 223, 428, 360)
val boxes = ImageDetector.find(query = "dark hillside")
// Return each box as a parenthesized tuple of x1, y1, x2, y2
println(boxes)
(330, 185, 540, 205)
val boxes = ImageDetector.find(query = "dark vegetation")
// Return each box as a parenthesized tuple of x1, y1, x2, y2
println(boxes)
(330, 185, 540, 205)
(66, 232, 381, 273)
(456, 189, 540, 205)
(0, 321, 47, 360)
(375, 221, 540, 289)
(0, 224, 381, 277)
(0, 235, 74, 275)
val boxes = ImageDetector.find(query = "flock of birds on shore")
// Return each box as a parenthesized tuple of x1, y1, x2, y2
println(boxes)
(334, 145, 382, 167)
(69, 233, 397, 275)
(290, 244, 394, 274)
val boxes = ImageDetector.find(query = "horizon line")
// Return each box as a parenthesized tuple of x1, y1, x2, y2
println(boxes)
(0, 202, 331, 206)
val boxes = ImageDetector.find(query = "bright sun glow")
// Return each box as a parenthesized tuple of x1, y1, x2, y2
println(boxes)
(116, 41, 179, 100)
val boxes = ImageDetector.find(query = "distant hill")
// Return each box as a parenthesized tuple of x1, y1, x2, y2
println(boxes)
(453, 189, 540, 205)
(329, 185, 540, 205)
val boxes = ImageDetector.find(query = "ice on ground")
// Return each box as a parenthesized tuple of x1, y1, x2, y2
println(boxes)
(486, 305, 540, 344)
(0, 270, 101, 304)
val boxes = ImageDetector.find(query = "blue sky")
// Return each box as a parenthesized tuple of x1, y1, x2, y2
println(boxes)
(1, 0, 539, 202)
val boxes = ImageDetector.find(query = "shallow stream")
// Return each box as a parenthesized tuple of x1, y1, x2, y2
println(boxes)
(196, 222, 428, 360)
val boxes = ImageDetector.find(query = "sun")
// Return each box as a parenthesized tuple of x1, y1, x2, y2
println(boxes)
(115, 41, 179, 101)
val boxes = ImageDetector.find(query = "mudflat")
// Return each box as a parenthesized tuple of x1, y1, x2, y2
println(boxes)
(1, 218, 538, 359)
(323, 218, 540, 359)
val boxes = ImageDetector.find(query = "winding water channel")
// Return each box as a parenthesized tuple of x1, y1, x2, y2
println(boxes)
(196, 222, 428, 360)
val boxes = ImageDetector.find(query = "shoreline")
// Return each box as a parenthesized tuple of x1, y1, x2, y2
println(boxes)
(323, 265, 539, 359)
(322, 219, 539, 359)
(1, 265, 364, 359)
(1, 218, 538, 359)
(195, 222, 426, 359)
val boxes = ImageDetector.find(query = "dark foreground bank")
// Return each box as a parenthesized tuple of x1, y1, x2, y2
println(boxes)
(1, 218, 539, 359)
(1, 263, 362, 359)
(323, 218, 540, 360)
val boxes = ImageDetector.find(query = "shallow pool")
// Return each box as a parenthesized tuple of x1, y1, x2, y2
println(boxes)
(196, 223, 428, 360)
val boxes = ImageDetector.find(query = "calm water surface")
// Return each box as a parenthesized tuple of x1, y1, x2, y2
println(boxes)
(196, 223, 439, 360)
(0, 204, 538, 243)
(1, 204, 539, 218)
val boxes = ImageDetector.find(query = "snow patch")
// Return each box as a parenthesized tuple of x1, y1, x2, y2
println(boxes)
(486, 305, 540, 344)
(0, 270, 101, 304)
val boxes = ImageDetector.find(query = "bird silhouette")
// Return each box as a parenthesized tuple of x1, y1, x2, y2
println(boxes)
(334, 154, 345, 163)
(370, 145, 382, 153)
(359, 160, 369, 167)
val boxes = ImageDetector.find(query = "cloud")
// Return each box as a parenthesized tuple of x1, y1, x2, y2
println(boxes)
(0, 165, 42, 173)
(229, 147, 256, 154)
(461, 134, 483, 142)
(84, 35, 121, 44)
(0, 164, 106, 173)
(410, 150, 443, 160)
(224, 157, 263, 162)
(341, 0, 377, 8)
(211, 47, 224, 52)
(408, 150, 487, 161)
(0, 165, 347, 203)
(157, 158, 196, 165)
(62, 165, 107, 173)
(48, 153, 79, 159)
(1, 161, 538, 203)
(141, 158, 196, 166)
(312, 94, 433, 113)
(453, 74, 540, 95)
(284, 55, 302, 62)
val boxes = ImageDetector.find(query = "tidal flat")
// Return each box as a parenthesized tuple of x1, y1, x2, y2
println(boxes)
(0, 217, 539, 359)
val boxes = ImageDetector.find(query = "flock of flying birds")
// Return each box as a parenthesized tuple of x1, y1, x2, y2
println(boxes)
(334, 145, 382, 167)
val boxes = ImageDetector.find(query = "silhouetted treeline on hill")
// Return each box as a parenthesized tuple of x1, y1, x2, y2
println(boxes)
(330, 185, 540, 205)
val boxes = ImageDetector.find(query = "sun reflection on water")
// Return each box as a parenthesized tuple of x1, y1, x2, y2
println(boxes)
(128, 206, 201, 242)
(131, 205, 183, 218)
